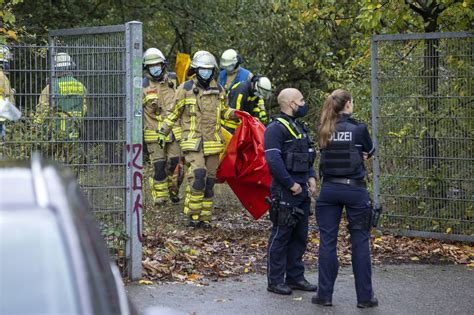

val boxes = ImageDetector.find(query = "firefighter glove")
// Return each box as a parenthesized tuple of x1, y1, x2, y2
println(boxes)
(157, 131, 167, 149)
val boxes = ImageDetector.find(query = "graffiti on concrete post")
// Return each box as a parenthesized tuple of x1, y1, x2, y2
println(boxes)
(127, 143, 143, 242)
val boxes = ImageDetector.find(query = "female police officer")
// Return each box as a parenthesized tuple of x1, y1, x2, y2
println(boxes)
(312, 89, 378, 308)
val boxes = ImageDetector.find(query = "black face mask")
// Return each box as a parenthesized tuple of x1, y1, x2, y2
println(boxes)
(292, 102, 309, 118)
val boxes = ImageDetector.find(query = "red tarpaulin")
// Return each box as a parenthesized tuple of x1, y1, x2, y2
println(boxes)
(216, 111, 271, 220)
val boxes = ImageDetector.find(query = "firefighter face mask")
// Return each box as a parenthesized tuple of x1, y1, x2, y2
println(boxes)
(149, 65, 163, 78)
(197, 68, 213, 80)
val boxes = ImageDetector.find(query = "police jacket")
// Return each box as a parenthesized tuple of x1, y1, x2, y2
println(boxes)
(218, 66, 252, 91)
(319, 113, 375, 180)
(264, 113, 316, 189)
(222, 80, 266, 131)
(35, 76, 87, 140)
(142, 72, 181, 143)
(160, 77, 235, 156)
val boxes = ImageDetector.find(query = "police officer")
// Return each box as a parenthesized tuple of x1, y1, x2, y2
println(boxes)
(264, 88, 317, 295)
(312, 89, 377, 308)
(218, 49, 253, 92)
(222, 76, 271, 133)
(142, 48, 181, 205)
(158, 51, 238, 228)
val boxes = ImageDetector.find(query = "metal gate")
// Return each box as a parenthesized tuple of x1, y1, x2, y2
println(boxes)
(371, 32, 473, 242)
(3, 22, 143, 278)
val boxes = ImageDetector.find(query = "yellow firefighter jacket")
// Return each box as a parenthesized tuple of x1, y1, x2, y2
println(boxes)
(142, 72, 181, 143)
(161, 78, 235, 156)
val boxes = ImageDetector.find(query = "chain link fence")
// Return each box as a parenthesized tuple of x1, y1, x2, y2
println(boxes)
(371, 32, 473, 242)
(2, 22, 143, 278)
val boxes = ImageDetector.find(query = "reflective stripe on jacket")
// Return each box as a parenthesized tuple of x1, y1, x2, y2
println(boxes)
(161, 78, 234, 155)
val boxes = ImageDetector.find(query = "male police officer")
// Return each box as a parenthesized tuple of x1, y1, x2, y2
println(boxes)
(222, 76, 271, 133)
(142, 48, 181, 205)
(158, 51, 238, 228)
(264, 88, 317, 295)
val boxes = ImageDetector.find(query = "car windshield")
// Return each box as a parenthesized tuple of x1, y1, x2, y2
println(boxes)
(0, 209, 80, 314)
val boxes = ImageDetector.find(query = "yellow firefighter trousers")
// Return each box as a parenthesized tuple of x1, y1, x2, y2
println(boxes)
(183, 151, 219, 222)
(147, 140, 181, 204)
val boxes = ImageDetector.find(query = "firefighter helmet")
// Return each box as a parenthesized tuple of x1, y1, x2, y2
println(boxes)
(190, 51, 217, 69)
(143, 48, 166, 66)
(54, 52, 75, 70)
(255, 76, 272, 99)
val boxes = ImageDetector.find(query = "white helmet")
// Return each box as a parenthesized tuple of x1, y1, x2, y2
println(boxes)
(54, 52, 75, 69)
(255, 76, 272, 99)
(220, 49, 239, 68)
(143, 48, 166, 66)
(0, 45, 12, 63)
(190, 50, 217, 69)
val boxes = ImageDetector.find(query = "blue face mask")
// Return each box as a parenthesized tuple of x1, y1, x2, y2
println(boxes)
(294, 102, 308, 118)
(198, 68, 213, 80)
(149, 65, 163, 77)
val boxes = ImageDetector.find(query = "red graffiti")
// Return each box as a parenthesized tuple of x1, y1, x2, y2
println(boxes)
(127, 143, 144, 169)
(127, 143, 143, 243)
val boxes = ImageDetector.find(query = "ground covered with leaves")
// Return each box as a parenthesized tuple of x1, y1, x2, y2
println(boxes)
(140, 184, 473, 285)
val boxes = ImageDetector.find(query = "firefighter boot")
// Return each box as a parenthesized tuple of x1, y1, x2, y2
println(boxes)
(184, 185, 203, 227)
(149, 177, 169, 206)
(199, 198, 213, 229)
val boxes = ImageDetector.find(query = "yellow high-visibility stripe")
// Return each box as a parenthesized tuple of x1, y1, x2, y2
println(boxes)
(236, 94, 243, 110)
(58, 81, 86, 95)
(143, 93, 158, 104)
(276, 117, 302, 139)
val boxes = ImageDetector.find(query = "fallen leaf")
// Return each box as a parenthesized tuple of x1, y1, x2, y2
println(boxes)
(293, 297, 303, 301)
(138, 279, 153, 285)
(410, 256, 420, 261)
(187, 273, 201, 281)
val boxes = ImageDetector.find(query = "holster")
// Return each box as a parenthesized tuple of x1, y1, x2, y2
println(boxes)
(266, 197, 305, 228)
(372, 205, 383, 228)
(348, 208, 373, 231)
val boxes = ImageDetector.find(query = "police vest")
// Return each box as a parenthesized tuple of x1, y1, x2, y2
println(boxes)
(275, 116, 316, 173)
(218, 67, 251, 91)
(51, 76, 87, 139)
(319, 120, 363, 177)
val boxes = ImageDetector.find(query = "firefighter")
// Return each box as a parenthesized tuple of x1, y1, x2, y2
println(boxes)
(142, 48, 181, 205)
(264, 88, 317, 295)
(222, 75, 272, 133)
(313, 89, 377, 308)
(0, 45, 15, 144)
(34, 52, 87, 162)
(218, 49, 253, 92)
(158, 50, 239, 228)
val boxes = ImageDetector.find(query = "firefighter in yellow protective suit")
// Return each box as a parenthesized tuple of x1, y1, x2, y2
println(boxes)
(158, 51, 239, 228)
(0, 45, 15, 145)
(34, 52, 87, 163)
(142, 48, 181, 205)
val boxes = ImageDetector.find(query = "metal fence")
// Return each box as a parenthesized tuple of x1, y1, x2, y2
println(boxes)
(2, 22, 143, 278)
(371, 32, 473, 242)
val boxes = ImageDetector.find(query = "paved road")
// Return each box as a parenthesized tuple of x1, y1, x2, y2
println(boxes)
(127, 264, 473, 315)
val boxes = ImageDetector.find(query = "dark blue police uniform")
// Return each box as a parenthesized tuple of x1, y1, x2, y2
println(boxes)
(316, 113, 375, 304)
(264, 113, 316, 286)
